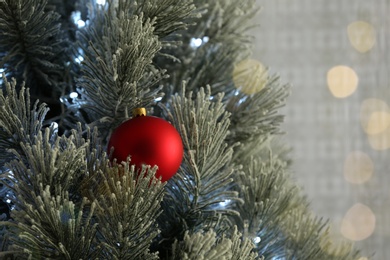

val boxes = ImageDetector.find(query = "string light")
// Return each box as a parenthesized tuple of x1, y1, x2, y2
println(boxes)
(69, 92, 78, 99)
(75, 55, 84, 64)
(0, 68, 4, 85)
(190, 38, 202, 48)
(219, 199, 231, 207)
(96, 0, 106, 5)
(253, 236, 261, 244)
(72, 11, 86, 29)
(189, 36, 209, 49)
(50, 122, 59, 129)
(50, 122, 59, 134)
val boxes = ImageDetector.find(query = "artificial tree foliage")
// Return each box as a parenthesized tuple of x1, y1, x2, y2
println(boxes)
(0, 0, 362, 259)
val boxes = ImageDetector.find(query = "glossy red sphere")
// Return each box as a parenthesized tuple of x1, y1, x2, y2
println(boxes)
(107, 116, 183, 182)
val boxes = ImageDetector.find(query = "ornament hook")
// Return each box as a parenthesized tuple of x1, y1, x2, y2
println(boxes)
(132, 107, 147, 117)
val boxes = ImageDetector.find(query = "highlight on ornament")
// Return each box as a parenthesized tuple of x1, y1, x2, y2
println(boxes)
(107, 108, 184, 182)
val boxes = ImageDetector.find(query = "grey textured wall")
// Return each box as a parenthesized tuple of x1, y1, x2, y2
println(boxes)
(251, 1, 390, 258)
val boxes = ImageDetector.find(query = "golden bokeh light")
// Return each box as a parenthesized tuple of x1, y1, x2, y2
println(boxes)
(366, 111, 390, 135)
(360, 98, 390, 135)
(327, 66, 358, 98)
(341, 203, 376, 241)
(319, 222, 353, 257)
(344, 151, 374, 184)
(367, 127, 390, 150)
(360, 99, 390, 150)
(347, 21, 376, 53)
(233, 59, 268, 95)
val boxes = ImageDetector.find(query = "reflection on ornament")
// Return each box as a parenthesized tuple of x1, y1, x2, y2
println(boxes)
(233, 59, 268, 95)
(343, 151, 374, 184)
(341, 203, 375, 241)
(347, 21, 376, 53)
(327, 65, 358, 98)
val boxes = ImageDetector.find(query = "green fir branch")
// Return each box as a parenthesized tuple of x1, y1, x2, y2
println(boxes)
(70, 123, 107, 179)
(234, 155, 307, 259)
(156, 86, 240, 254)
(171, 227, 259, 260)
(165, 86, 239, 213)
(77, 5, 165, 138)
(86, 163, 164, 260)
(226, 76, 290, 148)
(0, 190, 100, 259)
(0, 0, 66, 90)
(158, 0, 258, 97)
(135, 0, 198, 42)
(192, 0, 258, 43)
(0, 74, 49, 165)
(3, 128, 87, 206)
(283, 211, 328, 259)
(282, 210, 361, 260)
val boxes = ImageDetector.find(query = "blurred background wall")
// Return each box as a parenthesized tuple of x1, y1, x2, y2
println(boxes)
(251, 1, 389, 259)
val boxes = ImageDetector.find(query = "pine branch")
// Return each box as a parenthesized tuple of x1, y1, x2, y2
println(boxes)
(0, 122, 97, 258)
(166, 87, 239, 213)
(192, 0, 258, 43)
(157, 0, 258, 97)
(319, 229, 362, 260)
(226, 76, 290, 149)
(0, 211, 8, 251)
(76, 4, 165, 139)
(171, 227, 259, 260)
(84, 163, 164, 260)
(0, 189, 100, 259)
(281, 210, 362, 260)
(156, 86, 240, 254)
(0, 74, 49, 165)
(0, 0, 67, 92)
(1, 119, 165, 258)
(135, 0, 198, 42)
(234, 154, 307, 259)
(70, 123, 107, 180)
(3, 128, 87, 206)
(71, 123, 165, 259)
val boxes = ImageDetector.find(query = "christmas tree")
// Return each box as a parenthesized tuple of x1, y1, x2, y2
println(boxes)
(0, 0, 363, 259)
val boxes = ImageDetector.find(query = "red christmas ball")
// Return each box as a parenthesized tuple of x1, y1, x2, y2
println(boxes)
(107, 115, 183, 182)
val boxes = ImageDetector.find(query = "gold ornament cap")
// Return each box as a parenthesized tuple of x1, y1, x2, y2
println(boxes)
(132, 107, 147, 117)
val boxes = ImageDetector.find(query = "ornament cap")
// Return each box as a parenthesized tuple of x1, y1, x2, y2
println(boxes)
(133, 107, 147, 117)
